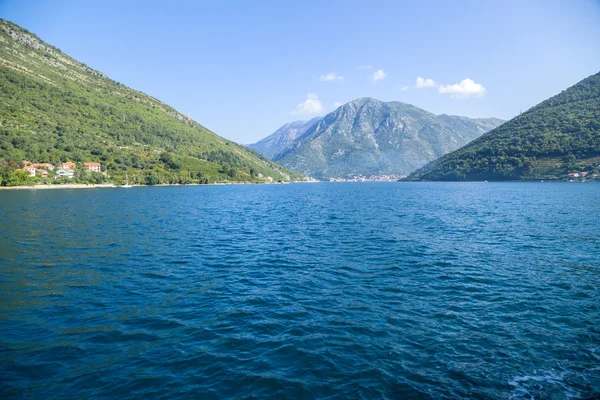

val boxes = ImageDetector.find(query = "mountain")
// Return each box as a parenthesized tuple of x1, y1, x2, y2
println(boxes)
(0, 19, 302, 184)
(408, 72, 600, 181)
(270, 98, 504, 179)
(248, 117, 322, 159)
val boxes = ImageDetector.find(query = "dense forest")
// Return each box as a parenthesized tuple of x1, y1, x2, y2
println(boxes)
(0, 19, 302, 186)
(408, 71, 600, 181)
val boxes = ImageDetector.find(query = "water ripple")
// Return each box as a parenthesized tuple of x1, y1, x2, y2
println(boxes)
(0, 182, 599, 399)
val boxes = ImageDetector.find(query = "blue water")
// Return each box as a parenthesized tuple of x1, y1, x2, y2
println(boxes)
(1, 183, 599, 399)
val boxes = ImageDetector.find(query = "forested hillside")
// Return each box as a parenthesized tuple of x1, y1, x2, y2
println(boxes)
(408, 72, 600, 181)
(0, 19, 302, 185)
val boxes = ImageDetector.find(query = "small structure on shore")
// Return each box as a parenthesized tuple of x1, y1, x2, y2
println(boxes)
(84, 162, 101, 172)
(55, 169, 74, 179)
(32, 163, 55, 170)
(23, 165, 36, 176)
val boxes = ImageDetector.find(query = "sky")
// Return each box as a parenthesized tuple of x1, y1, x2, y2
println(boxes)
(1, 0, 599, 143)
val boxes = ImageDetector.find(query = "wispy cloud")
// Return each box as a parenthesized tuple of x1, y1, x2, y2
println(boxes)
(439, 78, 486, 98)
(400, 85, 409, 92)
(333, 102, 343, 108)
(291, 93, 324, 115)
(372, 69, 386, 83)
(416, 77, 437, 88)
(320, 72, 345, 82)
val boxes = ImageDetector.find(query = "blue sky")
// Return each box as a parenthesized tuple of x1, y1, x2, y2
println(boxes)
(1, 0, 599, 143)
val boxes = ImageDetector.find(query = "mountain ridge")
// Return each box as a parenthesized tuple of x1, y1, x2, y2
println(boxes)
(248, 117, 322, 159)
(254, 97, 504, 179)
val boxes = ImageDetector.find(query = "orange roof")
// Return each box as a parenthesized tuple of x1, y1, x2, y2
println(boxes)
(84, 162, 101, 166)
(22, 160, 31, 166)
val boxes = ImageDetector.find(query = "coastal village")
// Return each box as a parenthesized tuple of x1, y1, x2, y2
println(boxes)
(567, 171, 600, 182)
(328, 174, 406, 182)
(15, 161, 600, 184)
(329, 173, 600, 182)
(22, 160, 102, 179)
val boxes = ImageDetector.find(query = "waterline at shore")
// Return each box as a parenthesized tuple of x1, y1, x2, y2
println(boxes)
(0, 181, 313, 190)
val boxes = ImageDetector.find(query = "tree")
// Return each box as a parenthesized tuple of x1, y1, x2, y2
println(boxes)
(145, 172, 159, 185)
(564, 154, 577, 171)
(1, 169, 31, 186)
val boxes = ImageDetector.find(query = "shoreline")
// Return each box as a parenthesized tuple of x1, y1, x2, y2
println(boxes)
(0, 184, 116, 190)
(2, 180, 592, 190)
(0, 181, 316, 190)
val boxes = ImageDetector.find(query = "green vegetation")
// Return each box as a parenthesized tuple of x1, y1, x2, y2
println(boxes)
(0, 19, 302, 185)
(408, 72, 600, 181)
(270, 98, 504, 179)
(0, 159, 31, 186)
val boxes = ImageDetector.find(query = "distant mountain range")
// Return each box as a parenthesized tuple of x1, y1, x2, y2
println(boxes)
(0, 19, 301, 184)
(249, 117, 322, 159)
(408, 71, 600, 181)
(250, 98, 504, 179)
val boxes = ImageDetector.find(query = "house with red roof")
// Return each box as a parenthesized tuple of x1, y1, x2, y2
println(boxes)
(32, 163, 54, 170)
(23, 166, 36, 176)
(84, 162, 101, 172)
(62, 162, 76, 170)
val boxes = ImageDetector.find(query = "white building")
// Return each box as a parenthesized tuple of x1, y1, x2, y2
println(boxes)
(55, 169, 74, 179)
(23, 166, 36, 176)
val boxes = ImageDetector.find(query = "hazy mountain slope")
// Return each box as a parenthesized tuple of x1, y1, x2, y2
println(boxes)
(408, 71, 600, 181)
(0, 19, 302, 183)
(248, 117, 322, 159)
(273, 98, 503, 179)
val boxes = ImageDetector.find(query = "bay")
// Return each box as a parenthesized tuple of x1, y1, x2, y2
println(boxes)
(1, 183, 599, 399)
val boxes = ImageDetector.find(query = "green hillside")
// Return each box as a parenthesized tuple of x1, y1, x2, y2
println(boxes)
(0, 19, 302, 185)
(408, 72, 600, 181)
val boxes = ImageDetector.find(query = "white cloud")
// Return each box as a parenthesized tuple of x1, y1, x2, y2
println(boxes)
(416, 76, 436, 88)
(320, 72, 345, 82)
(333, 102, 343, 108)
(439, 78, 486, 98)
(291, 93, 324, 115)
(372, 69, 386, 83)
(400, 85, 409, 92)
(358, 65, 372, 70)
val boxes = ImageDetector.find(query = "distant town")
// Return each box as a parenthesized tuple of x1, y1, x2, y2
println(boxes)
(328, 175, 406, 182)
